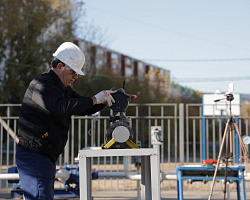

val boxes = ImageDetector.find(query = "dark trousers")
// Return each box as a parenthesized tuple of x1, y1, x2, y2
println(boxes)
(16, 147, 56, 200)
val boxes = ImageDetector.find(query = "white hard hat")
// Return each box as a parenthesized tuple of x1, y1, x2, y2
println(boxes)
(53, 42, 85, 75)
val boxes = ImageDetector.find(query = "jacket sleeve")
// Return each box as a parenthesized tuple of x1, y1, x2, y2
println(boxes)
(66, 85, 106, 115)
(66, 85, 106, 116)
(31, 79, 94, 118)
(78, 104, 106, 116)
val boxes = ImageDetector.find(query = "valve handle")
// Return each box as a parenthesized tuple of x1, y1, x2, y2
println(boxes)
(128, 94, 137, 98)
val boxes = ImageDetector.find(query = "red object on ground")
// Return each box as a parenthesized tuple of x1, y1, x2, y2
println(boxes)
(203, 159, 217, 164)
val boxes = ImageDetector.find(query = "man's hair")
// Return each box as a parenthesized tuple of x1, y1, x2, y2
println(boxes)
(51, 59, 65, 68)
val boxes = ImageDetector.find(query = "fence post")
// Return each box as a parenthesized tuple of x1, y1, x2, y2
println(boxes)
(235, 117, 239, 164)
(64, 139, 69, 164)
(179, 103, 184, 164)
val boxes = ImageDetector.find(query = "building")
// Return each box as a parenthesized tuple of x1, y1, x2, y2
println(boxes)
(74, 39, 171, 94)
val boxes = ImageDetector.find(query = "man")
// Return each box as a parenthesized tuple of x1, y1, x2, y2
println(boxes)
(16, 42, 115, 199)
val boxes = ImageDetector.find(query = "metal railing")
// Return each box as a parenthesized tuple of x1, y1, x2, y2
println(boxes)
(0, 103, 249, 191)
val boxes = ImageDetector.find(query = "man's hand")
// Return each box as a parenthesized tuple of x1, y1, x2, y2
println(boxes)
(94, 90, 116, 106)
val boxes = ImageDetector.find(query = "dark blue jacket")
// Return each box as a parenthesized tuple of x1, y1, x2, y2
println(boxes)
(18, 70, 105, 162)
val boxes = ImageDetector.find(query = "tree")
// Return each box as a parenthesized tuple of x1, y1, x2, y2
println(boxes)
(0, 0, 84, 103)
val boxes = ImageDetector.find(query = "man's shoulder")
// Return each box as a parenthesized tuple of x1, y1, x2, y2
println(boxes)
(34, 70, 57, 83)
(27, 72, 55, 91)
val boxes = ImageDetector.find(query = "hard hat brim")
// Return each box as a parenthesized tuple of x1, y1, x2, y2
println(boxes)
(72, 67, 85, 76)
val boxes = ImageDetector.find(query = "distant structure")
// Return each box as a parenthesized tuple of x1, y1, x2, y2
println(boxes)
(73, 39, 171, 92)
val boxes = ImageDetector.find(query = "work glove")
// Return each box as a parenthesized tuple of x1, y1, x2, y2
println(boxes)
(94, 90, 116, 107)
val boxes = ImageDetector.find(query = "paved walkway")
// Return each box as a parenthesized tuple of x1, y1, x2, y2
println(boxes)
(92, 189, 246, 200)
(0, 189, 248, 200)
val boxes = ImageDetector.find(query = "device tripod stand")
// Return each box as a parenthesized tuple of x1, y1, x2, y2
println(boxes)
(208, 93, 247, 200)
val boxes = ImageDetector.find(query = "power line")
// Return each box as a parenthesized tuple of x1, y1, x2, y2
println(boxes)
(173, 76, 250, 83)
(143, 58, 250, 62)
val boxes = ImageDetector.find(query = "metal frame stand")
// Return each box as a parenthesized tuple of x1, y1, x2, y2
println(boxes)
(78, 148, 160, 200)
(176, 165, 245, 200)
(208, 95, 246, 200)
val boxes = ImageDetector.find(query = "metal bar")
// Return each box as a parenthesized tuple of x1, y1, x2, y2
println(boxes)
(244, 118, 248, 159)
(125, 139, 139, 148)
(85, 117, 88, 147)
(199, 107, 202, 162)
(161, 106, 164, 169)
(97, 114, 100, 147)
(64, 138, 69, 164)
(235, 118, 239, 164)
(79, 156, 92, 200)
(78, 119, 81, 151)
(175, 105, 178, 163)
(168, 119, 171, 170)
(206, 119, 209, 159)
(91, 118, 94, 146)
(179, 103, 184, 164)
(116, 156, 119, 191)
(104, 119, 107, 145)
(186, 104, 189, 163)
(110, 156, 113, 188)
(193, 119, 196, 163)
(0, 117, 19, 143)
(136, 106, 139, 144)
(0, 123, 3, 188)
(71, 116, 74, 164)
(148, 106, 151, 147)
(13, 119, 17, 165)
(150, 151, 161, 200)
(202, 116, 206, 161)
(219, 119, 222, 153)
(212, 119, 216, 159)
(103, 139, 115, 149)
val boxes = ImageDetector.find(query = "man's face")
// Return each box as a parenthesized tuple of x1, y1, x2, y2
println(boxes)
(57, 63, 78, 87)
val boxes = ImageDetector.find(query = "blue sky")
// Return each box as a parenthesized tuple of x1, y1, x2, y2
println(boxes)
(79, 0, 250, 94)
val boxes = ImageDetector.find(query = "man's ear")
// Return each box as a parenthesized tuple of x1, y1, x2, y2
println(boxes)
(57, 62, 64, 69)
